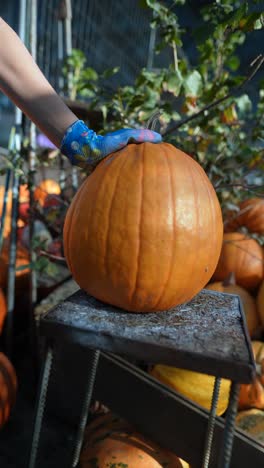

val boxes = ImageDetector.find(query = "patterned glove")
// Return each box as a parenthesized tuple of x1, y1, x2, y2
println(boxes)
(60, 120, 162, 169)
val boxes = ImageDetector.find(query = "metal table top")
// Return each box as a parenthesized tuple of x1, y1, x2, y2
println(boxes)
(39, 288, 256, 383)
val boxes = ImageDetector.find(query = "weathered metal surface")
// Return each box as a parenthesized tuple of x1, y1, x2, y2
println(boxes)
(94, 352, 264, 468)
(39, 288, 255, 383)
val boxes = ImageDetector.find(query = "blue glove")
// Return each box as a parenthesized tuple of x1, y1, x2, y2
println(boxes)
(60, 120, 162, 168)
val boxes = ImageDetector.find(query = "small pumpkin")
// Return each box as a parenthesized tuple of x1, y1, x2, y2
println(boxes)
(235, 409, 264, 446)
(206, 276, 260, 337)
(34, 179, 61, 207)
(0, 289, 7, 334)
(80, 412, 188, 467)
(212, 232, 263, 291)
(0, 185, 29, 237)
(0, 352, 17, 428)
(238, 341, 264, 410)
(150, 365, 231, 416)
(64, 142, 223, 312)
(256, 281, 264, 328)
(225, 198, 264, 234)
(0, 240, 30, 290)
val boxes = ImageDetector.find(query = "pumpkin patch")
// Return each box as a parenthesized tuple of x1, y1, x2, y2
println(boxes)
(63, 142, 223, 312)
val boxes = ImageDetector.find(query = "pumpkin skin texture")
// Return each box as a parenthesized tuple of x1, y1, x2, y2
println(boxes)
(212, 232, 263, 292)
(0, 352, 17, 428)
(206, 282, 259, 337)
(257, 280, 264, 328)
(235, 409, 264, 446)
(80, 413, 187, 468)
(0, 289, 7, 334)
(238, 341, 264, 410)
(150, 365, 231, 416)
(64, 142, 223, 312)
(34, 179, 61, 207)
(225, 198, 264, 234)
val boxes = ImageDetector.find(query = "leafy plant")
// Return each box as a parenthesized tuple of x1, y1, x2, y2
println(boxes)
(63, 49, 119, 102)
(64, 0, 264, 214)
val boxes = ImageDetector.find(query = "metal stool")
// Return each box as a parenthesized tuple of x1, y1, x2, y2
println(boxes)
(28, 288, 263, 468)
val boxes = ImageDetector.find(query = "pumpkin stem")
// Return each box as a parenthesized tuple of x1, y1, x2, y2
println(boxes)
(146, 111, 162, 131)
(222, 272, 236, 286)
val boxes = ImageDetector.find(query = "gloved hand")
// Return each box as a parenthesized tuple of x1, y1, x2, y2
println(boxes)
(60, 120, 162, 169)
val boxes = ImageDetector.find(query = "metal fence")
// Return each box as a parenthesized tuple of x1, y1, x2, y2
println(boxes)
(0, 0, 158, 144)
(37, 0, 154, 92)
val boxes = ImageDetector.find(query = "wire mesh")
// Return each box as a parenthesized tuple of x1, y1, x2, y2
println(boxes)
(37, 0, 154, 91)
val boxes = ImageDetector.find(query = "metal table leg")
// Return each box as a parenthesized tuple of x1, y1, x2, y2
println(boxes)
(28, 345, 54, 468)
(71, 349, 100, 468)
(202, 376, 222, 468)
(218, 381, 240, 468)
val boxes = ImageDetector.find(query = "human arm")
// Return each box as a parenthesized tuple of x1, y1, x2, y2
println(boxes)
(0, 17, 77, 147)
(0, 17, 161, 168)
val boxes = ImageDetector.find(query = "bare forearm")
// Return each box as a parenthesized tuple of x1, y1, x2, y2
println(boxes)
(0, 17, 77, 147)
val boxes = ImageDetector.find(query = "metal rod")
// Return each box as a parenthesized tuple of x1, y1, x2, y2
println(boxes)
(202, 376, 222, 468)
(217, 381, 241, 468)
(28, 346, 54, 468)
(5, 0, 27, 357)
(57, 19, 65, 94)
(63, 0, 78, 193)
(147, 23, 156, 70)
(0, 127, 15, 252)
(71, 349, 100, 467)
(28, 0, 39, 371)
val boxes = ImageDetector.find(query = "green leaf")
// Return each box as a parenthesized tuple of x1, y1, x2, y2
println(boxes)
(81, 68, 98, 81)
(102, 66, 120, 79)
(164, 70, 183, 96)
(254, 14, 264, 30)
(236, 94, 252, 115)
(226, 55, 240, 71)
(184, 70, 203, 97)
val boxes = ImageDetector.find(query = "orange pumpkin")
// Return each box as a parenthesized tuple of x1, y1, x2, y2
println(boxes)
(0, 185, 29, 237)
(238, 341, 264, 410)
(0, 289, 6, 333)
(0, 352, 17, 428)
(225, 198, 264, 234)
(64, 142, 223, 312)
(0, 241, 30, 290)
(257, 280, 264, 328)
(206, 280, 260, 337)
(212, 232, 263, 291)
(80, 412, 187, 467)
(34, 179, 61, 207)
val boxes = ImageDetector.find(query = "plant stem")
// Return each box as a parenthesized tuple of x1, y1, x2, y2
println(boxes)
(172, 41, 178, 72)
